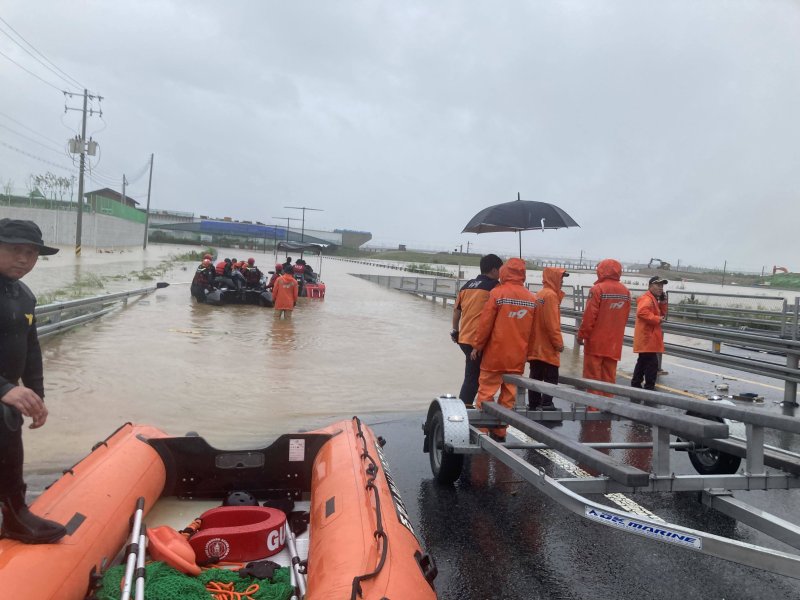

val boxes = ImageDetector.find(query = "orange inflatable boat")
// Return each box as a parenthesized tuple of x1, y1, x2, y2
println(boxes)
(0, 417, 438, 599)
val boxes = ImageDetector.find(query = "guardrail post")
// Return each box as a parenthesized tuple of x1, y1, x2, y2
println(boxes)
(785, 352, 799, 406)
(711, 340, 721, 353)
(780, 299, 788, 338)
(793, 297, 799, 341)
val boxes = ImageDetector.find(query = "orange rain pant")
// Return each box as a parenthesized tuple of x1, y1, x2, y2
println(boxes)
(476, 370, 517, 437)
(582, 354, 617, 400)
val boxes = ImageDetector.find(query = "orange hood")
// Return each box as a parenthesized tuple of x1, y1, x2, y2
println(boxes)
(542, 267, 566, 301)
(500, 258, 527, 285)
(595, 259, 622, 283)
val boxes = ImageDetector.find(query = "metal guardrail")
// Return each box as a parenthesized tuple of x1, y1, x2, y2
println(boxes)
(352, 273, 800, 404)
(36, 283, 169, 339)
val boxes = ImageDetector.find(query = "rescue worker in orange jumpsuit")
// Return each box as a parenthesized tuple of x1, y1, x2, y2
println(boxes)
(272, 268, 299, 318)
(470, 258, 538, 441)
(527, 267, 568, 410)
(632, 276, 668, 390)
(451, 254, 503, 408)
(576, 259, 631, 397)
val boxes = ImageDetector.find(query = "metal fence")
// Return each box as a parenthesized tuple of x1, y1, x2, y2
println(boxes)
(352, 273, 800, 404)
(36, 283, 168, 339)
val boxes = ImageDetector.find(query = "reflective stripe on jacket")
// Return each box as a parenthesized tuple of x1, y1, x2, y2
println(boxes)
(472, 258, 538, 374)
(528, 267, 566, 366)
(633, 290, 666, 353)
(455, 274, 498, 345)
(577, 259, 631, 360)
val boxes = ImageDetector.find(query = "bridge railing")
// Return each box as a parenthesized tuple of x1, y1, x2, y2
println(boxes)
(35, 283, 169, 339)
(352, 273, 800, 404)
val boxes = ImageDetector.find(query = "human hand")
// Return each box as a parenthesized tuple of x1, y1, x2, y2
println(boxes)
(450, 329, 459, 343)
(558, 346, 565, 353)
(470, 349, 481, 360)
(575, 335, 584, 346)
(1, 386, 48, 428)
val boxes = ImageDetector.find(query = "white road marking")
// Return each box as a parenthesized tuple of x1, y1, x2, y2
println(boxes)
(507, 426, 664, 522)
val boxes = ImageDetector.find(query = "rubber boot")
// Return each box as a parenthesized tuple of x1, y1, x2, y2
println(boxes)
(1, 487, 66, 544)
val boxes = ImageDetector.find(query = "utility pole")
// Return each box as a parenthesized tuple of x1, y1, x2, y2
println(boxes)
(66, 89, 102, 256)
(143, 154, 154, 249)
(271, 216, 300, 246)
(284, 205, 323, 257)
(121, 174, 127, 207)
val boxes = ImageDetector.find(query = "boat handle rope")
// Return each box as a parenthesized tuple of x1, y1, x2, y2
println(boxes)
(350, 417, 390, 600)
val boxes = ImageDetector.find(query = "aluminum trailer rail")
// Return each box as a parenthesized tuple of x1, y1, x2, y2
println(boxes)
(422, 377, 800, 580)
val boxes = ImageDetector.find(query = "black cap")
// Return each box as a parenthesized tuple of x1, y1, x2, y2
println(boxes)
(648, 276, 668, 285)
(0, 219, 59, 255)
(562, 272, 570, 277)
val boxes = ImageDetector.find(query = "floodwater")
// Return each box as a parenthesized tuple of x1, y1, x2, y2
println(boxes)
(17, 246, 800, 598)
(24, 245, 472, 478)
(22, 246, 797, 480)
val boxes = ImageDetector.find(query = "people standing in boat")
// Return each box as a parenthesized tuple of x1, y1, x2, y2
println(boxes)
(450, 254, 503, 408)
(243, 258, 264, 289)
(576, 259, 631, 398)
(282, 256, 293, 273)
(527, 267, 568, 410)
(190, 258, 216, 302)
(272, 267, 299, 318)
(0, 219, 67, 544)
(631, 276, 668, 390)
(470, 258, 539, 441)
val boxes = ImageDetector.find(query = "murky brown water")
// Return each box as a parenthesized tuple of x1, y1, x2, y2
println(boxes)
(21, 246, 792, 485)
(24, 246, 485, 481)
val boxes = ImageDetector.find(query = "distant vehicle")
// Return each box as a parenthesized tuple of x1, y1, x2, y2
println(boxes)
(648, 258, 671, 270)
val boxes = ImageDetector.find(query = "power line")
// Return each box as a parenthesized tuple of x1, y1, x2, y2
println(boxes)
(0, 16, 84, 90)
(0, 140, 74, 172)
(0, 47, 64, 92)
(0, 125, 63, 154)
(0, 27, 80, 92)
(0, 110, 64, 148)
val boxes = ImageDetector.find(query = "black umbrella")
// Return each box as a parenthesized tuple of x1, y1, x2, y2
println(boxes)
(462, 193, 579, 257)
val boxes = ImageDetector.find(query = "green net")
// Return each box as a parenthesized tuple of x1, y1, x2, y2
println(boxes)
(96, 561, 293, 600)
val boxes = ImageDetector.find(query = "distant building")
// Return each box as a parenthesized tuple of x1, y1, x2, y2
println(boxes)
(85, 188, 139, 209)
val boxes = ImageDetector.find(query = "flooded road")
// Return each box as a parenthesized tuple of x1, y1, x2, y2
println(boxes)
(17, 246, 800, 598)
(26, 246, 470, 476)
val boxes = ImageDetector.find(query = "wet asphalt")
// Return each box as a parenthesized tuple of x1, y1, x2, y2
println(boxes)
(367, 412, 800, 600)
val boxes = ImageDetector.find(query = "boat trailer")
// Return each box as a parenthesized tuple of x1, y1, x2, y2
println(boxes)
(422, 375, 800, 580)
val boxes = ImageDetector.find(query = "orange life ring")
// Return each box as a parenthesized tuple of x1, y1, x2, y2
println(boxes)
(188, 506, 287, 563)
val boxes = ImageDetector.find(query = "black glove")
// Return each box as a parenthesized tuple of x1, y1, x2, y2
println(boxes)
(450, 329, 459, 343)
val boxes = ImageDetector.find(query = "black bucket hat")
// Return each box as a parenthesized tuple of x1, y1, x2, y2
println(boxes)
(0, 219, 59, 255)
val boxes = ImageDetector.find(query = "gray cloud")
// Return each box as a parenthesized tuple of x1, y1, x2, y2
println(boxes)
(1, 1, 798, 271)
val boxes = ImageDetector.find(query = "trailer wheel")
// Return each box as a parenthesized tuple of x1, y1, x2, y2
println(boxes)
(685, 412, 742, 475)
(688, 446, 741, 475)
(429, 411, 463, 484)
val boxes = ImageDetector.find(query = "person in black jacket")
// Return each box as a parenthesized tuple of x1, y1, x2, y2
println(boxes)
(0, 219, 66, 544)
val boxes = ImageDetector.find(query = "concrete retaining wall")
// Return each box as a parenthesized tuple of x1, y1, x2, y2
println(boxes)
(0, 206, 144, 249)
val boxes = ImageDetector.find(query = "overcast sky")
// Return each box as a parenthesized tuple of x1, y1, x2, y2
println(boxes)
(1, 1, 798, 271)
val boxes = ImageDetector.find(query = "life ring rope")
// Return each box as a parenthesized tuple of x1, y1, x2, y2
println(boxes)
(349, 417, 390, 600)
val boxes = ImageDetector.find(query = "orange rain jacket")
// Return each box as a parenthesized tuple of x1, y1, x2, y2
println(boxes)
(528, 267, 566, 367)
(576, 259, 631, 360)
(472, 258, 539, 374)
(454, 274, 499, 345)
(272, 273, 299, 310)
(633, 290, 667, 353)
